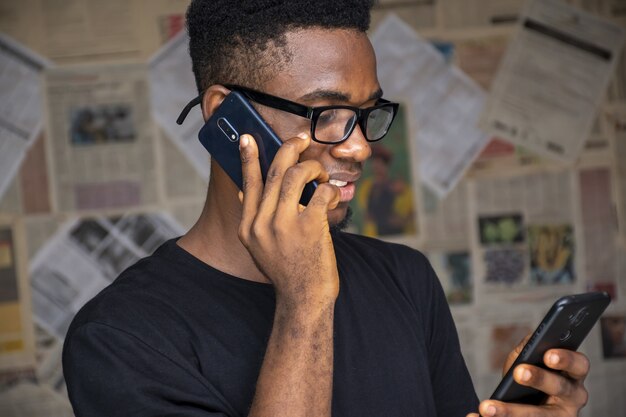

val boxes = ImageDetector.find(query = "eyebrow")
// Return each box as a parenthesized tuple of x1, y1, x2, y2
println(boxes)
(299, 88, 384, 105)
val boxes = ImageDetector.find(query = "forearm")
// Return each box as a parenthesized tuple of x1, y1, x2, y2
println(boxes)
(248, 299, 336, 417)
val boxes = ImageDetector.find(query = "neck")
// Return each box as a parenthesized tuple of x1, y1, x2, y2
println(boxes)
(177, 168, 271, 284)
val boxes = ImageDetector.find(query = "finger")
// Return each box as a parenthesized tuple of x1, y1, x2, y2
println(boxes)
(239, 134, 262, 243)
(512, 363, 587, 406)
(257, 133, 311, 218)
(465, 414, 480, 417)
(503, 334, 532, 375)
(478, 399, 555, 417)
(543, 349, 590, 381)
(300, 183, 341, 223)
(275, 159, 329, 219)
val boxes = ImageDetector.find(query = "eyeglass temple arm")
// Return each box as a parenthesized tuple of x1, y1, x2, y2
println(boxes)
(176, 95, 202, 125)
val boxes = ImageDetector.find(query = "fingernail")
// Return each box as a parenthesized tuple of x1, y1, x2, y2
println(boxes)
(240, 134, 249, 148)
(521, 369, 532, 382)
(549, 353, 559, 365)
(485, 404, 497, 416)
(297, 132, 309, 139)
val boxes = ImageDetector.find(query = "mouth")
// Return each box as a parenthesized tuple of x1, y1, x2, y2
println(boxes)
(328, 176, 359, 203)
(329, 179, 348, 187)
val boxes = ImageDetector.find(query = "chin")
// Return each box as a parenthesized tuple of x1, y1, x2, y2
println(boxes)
(329, 205, 352, 233)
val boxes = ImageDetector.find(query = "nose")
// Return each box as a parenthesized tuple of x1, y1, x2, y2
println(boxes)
(329, 124, 371, 162)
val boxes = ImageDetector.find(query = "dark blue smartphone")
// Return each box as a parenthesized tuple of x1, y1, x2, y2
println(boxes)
(490, 291, 610, 405)
(198, 91, 317, 206)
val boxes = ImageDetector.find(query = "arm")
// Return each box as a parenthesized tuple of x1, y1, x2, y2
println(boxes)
(466, 337, 590, 417)
(238, 132, 341, 417)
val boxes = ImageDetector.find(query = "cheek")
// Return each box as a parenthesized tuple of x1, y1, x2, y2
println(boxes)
(299, 141, 328, 164)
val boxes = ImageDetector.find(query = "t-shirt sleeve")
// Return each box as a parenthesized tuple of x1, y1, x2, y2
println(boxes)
(63, 321, 235, 417)
(414, 253, 480, 417)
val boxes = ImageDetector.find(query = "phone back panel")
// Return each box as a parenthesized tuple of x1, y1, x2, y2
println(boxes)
(198, 91, 316, 205)
(490, 292, 610, 404)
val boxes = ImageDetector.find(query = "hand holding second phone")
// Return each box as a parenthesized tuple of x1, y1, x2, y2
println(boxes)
(466, 335, 590, 417)
(237, 132, 341, 312)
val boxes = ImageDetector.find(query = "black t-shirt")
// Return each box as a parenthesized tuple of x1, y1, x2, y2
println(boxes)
(63, 231, 479, 416)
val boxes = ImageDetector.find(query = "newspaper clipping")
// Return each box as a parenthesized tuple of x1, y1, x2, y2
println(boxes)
(480, 0, 625, 162)
(44, 64, 160, 212)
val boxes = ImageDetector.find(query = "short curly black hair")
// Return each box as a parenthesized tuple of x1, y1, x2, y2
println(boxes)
(186, 0, 375, 94)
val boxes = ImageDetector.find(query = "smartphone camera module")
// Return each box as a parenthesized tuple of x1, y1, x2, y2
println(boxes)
(217, 117, 239, 142)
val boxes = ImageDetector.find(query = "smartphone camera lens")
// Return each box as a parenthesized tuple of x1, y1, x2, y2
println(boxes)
(559, 329, 572, 341)
(217, 117, 239, 142)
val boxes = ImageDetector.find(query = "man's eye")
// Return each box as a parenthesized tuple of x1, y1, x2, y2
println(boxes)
(318, 109, 338, 126)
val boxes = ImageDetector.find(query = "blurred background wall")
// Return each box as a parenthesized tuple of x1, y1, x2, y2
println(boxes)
(0, 0, 625, 415)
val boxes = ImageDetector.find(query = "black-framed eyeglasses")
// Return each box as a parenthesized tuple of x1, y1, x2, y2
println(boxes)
(176, 84, 400, 145)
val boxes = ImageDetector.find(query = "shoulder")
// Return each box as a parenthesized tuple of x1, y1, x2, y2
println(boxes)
(66, 238, 192, 340)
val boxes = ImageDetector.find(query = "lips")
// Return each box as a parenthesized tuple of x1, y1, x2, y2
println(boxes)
(328, 174, 360, 203)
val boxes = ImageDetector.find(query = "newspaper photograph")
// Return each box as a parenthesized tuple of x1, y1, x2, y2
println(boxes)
(0, 219, 36, 373)
(30, 213, 183, 339)
(478, 214, 524, 245)
(527, 224, 575, 285)
(600, 314, 626, 359)
(350, 106, 419, 241)
(44, 64, 160, 212)
(0, 34, 51, 202)
(149, 31, 211, 180)
(428, 249, 473, 305)
(469, 169, 581, 301)
(372, 14, 491, 197)
(480, 0, 625, 162)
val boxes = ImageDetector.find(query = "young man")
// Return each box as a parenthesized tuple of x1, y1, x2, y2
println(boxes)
(63, 1, 591, 416)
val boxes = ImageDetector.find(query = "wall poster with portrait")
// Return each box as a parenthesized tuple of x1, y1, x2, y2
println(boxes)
(349, 105, 420, 243)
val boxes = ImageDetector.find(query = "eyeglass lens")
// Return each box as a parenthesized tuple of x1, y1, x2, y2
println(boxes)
(366, 107, 395, 141)
(314, 105, 395, 143)
(315, 108, 357, 143)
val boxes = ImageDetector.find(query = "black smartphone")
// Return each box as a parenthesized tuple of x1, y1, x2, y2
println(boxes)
(490, 291, 610, 405)
(198, 91, 317, 205)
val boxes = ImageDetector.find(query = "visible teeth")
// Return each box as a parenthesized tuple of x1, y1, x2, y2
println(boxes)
(329, 179, 348, 187)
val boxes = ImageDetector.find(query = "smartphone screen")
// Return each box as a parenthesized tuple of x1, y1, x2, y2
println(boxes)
(490, 291, 610, 405)
(198, 91, 317, 205)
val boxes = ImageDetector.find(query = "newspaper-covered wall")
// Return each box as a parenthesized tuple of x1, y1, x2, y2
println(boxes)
(1, 0, 625, 416)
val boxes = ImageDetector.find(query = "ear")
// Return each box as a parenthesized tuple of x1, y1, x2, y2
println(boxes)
(201, 85, 231, 121)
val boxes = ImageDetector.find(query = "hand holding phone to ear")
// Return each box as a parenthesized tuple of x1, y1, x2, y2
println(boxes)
(236, 131, 341, 417)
